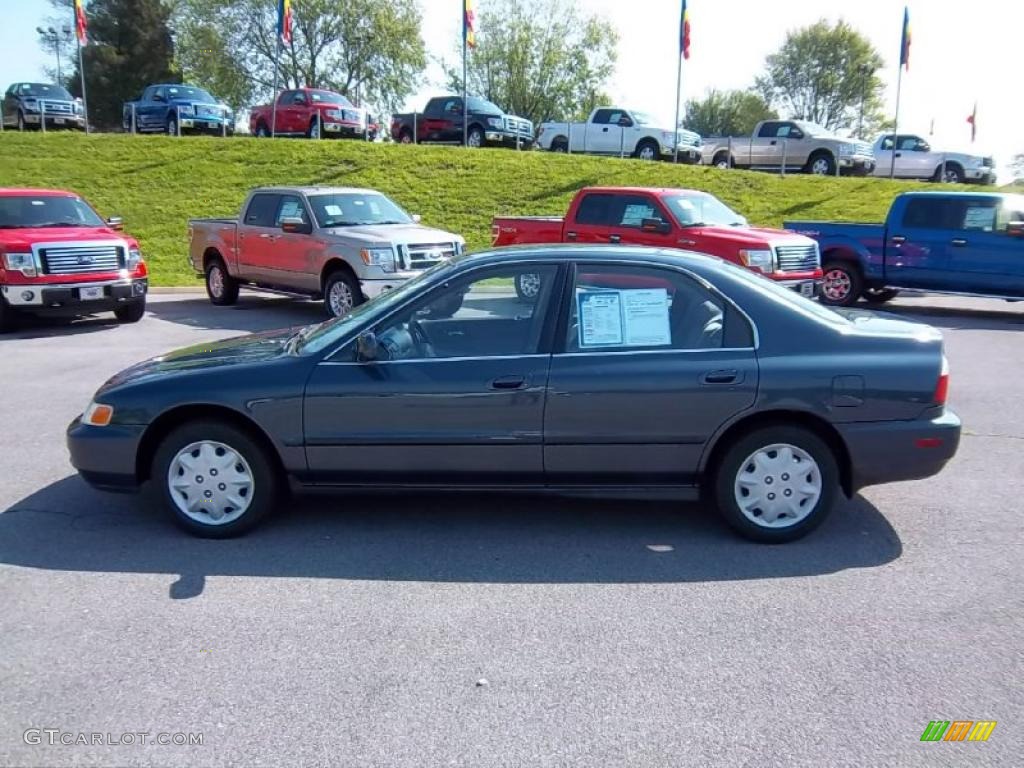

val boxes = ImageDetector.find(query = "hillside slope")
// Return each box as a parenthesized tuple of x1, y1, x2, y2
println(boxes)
(1, 132, 948, 285)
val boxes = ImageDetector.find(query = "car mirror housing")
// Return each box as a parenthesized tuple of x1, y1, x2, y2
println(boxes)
(280, 216, 311, 235)
(618, 116, 633, 128)
(641, 218, 671, 234)
(411, 214, 422, 223)
(356, 331, 379, 362)
(1007, 221, 1024, 238)
(106, 216, 124, 231)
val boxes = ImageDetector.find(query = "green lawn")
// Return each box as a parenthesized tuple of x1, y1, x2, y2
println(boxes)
(0, 131, 973, 286)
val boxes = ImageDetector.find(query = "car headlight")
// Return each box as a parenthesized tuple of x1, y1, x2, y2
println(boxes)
(82, 400, 114, 427)
(838, 144, 857, 156)
(177, 104, 194, 115)
(127, 247, 142, 269)
(3, 252, 37, 277)
(738, 249, 775, 274)
(23, 98, 39, 112)
(360, 248, 396, 273)
(325, 109, 343, 119)
(487, 117, 504, 129)
(74, 99, 84, 114)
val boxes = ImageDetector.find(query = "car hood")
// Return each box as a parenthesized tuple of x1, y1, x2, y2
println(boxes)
(691, 226, 816, 248)
(322, 223, 462, 245)
(0, 226, 132, 249)
(100, 328, 297, 391)
(836, 310, 943, 342)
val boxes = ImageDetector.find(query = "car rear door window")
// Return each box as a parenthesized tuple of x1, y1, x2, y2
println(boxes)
(574, 194, 615, 225)
(902, 198, 955, 229)
(591, 109, 614, 125)
(757, 122, 780, 138)
(244, 194, 281, 227)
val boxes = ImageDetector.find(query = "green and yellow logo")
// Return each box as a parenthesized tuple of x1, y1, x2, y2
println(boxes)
(921, 720, 996, 742)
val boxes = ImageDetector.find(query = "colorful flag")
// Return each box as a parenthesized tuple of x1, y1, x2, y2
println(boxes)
(74, 0, 87, 46)
(967, 102, 977, 142)
(680, 0, 691, 60)
(464, 0, 477, 49)
(277, 0, 293, 46)
(900, 6, 911, 70)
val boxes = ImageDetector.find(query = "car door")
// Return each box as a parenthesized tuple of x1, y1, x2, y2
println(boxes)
(262, 193, 319, 290)
(302, 263, 563, 483)
(140, 87, 162, 131)
(895, 135, 934, 178)
(544, 262, 758, 485)
(944, 197, 1023, 296)
(750, 121, 782, 167)
(235, 193, 281, 282)
(885, 196, 967, 290)
(587, 109, 627, 154)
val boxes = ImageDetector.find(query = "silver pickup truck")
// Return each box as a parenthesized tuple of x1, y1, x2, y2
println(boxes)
(701, 120, 875, 176)
(188, 186, 465, 317)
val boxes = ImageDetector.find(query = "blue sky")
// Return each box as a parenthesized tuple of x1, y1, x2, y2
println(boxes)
(3, 0, 1020, 177)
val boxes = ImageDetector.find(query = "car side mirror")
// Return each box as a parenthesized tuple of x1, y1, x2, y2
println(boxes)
(153, 94, 164, 102)
(106, 216, 124, 231)
(1007, 221, 1024, 238)
(356, 331, 379, 361)
(641, 218, 671, 234)
(789, 130, 804, 140)
(411, 214, 422, 223)
(618, 116, 633, 127)
(280, 216, 311, 234)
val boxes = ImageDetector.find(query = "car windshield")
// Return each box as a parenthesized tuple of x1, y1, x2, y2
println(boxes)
(17, 83, 74, 100)
(631, 111, 657, 126)
(467, 97, 503, 113)
(666, 193, 746, 227)
(309, 90, 353, 106)
(296, 261, 455, 355)
(795, 121, 834, 138)
(0, 195, 105, 228)
(308, 192, 412, 228)
(165, 86, 217, 103)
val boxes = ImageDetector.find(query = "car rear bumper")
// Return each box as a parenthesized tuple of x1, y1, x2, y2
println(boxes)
(838, 409, 961, 492)
(2, 277, 148, 314)
(67, 417, 146, 493)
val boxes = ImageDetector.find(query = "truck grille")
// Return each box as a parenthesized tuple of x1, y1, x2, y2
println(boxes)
(39, 100, 74, 115)
(196, 104, 221, 118)
(40, 244, 123, 275)
(774, 244, 819, 273)
(504, 117, 534, 137)
(400, 243, 456, 270)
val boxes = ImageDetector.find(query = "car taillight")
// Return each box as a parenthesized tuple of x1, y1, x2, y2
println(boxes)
(934, 355, 949, 406)
(491, 223, 500, 245)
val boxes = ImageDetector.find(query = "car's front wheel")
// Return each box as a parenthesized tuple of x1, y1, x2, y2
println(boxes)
(713, 426, 839, 543)
(153, 421, 280, 538)
(324, 269, 363, 318)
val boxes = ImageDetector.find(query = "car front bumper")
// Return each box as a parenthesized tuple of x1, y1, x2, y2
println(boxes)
(774, 278, 821, 298)
(485, 130, 535, 148)
(666, 146, 702, 163)
(324, 121, 367, 137)
(2, 277, 148, 314)
(838, 409, 961, 492)
(840, 155, 876, 174)
(23, 113, 86, 129)
(67, 417, 147, 493)
(965, 167, 997, 184)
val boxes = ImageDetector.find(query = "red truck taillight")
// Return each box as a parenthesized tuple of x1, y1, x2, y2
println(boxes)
(491, 223, 500, 246)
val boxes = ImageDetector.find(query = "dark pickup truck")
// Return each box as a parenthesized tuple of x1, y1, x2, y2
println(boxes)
(787, 191, 1024, 306)
(2, 82, 85, 131)
(123, 83, 232, 136)
(391, 96, 534, 149)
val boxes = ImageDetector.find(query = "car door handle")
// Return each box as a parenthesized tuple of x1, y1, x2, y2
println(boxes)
(890, 235, 906, 245)
(770, 140, 777, 145)
(678, 238, 696, 247)
(951, 238, 968, 247)
(490, 375, 526, 390)
(566, 231, 578, 241)
(701, 369, 740, 385)
(608, 234, 621, 244)
(894, 152, 902, 158)
(259, 233, 277, 240)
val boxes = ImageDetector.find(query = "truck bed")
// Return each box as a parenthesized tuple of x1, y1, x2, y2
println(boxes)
(783, 220, 886, 240)
(492, 215, 564, 246)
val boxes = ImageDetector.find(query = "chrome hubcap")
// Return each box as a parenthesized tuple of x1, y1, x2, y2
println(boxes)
(167, 441, 254, 525)
(943, 170, 959, 183)
(716, 160, 729, 169)
(328, 281, 354, 316)
(167, 121, 176, 135)
(401, 134, 412, 144)
(311, 120, 320, 138)
(734, 443, 822, 528)
(518, 272, 541, 298)
(823, 268, 852, 301)
(208, 266, 224, 298)
(639, 146, 656, 160)
(812, 158, 830, 175)
(467, 131, 482, 148)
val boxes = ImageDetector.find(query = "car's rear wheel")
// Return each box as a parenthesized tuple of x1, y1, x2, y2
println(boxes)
(206, 258, 240, 305)
(113, 300, 146, 324)
(551, 137, 568, 153)
(713, 426, 839, 543)
(862, 287, 900, 304)
(153, 421, 279, 538)
(820, 261, 863, 307)
(324, 269, 363, 317)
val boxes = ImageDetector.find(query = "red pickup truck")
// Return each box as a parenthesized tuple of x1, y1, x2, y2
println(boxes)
(250, 87, 369, 139)
(492, 187, 822, 299)
(0, 188, 148, 331)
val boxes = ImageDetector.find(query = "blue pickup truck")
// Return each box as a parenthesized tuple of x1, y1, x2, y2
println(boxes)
(786, 191, 1024, 306)
(123, 83, 232, 136)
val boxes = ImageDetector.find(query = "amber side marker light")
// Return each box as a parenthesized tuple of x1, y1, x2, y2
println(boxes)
(83, 402, 114, 427)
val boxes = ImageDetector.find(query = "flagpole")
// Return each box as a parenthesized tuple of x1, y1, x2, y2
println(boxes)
(672, 54, 683, 164)
(77, 36, 89, 134)
(889, 65, 903, 180)
(271, 38, 281, 138)
(462, 3, 468, 148)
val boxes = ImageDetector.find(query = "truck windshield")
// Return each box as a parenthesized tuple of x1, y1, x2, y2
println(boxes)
(467, 97, 502, 113)
(308, 193, 413, 227)
(165, 86, 217, 103)
(17, 83, 74, 100)
(665, 193, 746, 227)
(794, 121, 834, 138)
(308, 90, 353, 106)
(631, 111, 657, 126)
(0, 195, 105, 228)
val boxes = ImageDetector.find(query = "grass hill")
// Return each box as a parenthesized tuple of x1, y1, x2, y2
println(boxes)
(0, 131, 961, 286)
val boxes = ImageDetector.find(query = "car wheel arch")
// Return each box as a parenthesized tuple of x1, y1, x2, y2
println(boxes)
(135, 404, 286, 485)
(699, 409, 854, 499)
(320, 259, 359, 296)
(202, 247, 225, 271)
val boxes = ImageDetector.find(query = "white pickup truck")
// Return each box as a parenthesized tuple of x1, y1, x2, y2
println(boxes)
(870, 133, 996, 184)
(537, 107, 702, 163)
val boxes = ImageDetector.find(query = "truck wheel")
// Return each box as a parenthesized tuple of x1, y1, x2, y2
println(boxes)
(166, 114, 178, 136)
(17, 110, 26, 131)
(255, 122, 270, 138)
(308, 116, 321, 139)
(635, 139, 659, 161)
(113, 300, 146, 324)
(466, 125, 484, 148)
(152, 420, 280, 538)
(713, 152, 732, 169)
(806, 151, 836, 176)
(399, 129, 413, 144)
(514, 272, 542, 302)
(324, 269, 363, 318)
(206, 258, 240, 306)
(861, 287, 900, 304)
(935, 163, 965, 184)
(713, 425, 839, 543)
(550, 137, 568, 153)
(820, 261, 863, 307)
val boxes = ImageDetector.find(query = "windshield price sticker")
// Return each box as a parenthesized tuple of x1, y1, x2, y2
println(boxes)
(578, 288, 672, 348)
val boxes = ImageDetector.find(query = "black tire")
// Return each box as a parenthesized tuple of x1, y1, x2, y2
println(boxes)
(17, 110, 26, 131)
(806, 151, 836, 176)
(861, 287, 900, 304)
(514, 272, 543, 302)
(113, 300, 146, 324)
(635, 139, 660, 161)
(550, 137, 568, 153)
(152, 420, 280, 538)
(935, 163, 965, 184)
(712, 152, 732, 169)
(399, 129, 413, 144)
(308, 116, 320, 139)
(166, 114, 178, 136)
(713, 425, 839, 543)
(820, 260, 863, 307)
(466, 125, 484, 148)
(255, 122, 270, 138)
(323, 269, 363, 318)
(205, 258, 240, 306)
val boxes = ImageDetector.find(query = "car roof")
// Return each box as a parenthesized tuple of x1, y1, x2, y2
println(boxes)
(461, 244, 729, 275)
(900, 191, 1004, 199)
(579, 186, 712, 196)
(0, 188, 76, 198)
(248, 186, 389, 197)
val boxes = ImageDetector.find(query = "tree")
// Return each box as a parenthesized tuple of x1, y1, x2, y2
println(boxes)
(684, 89, 777, 137)
(443, 0, 618, 125)
(173, 0, 426, 117)
(61, 0, 176, 128)
(755, 19, 885, 136)
(1011, 154, 1024, 184)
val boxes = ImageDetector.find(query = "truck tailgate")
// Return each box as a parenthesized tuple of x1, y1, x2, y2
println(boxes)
(492, 216, 565, 246)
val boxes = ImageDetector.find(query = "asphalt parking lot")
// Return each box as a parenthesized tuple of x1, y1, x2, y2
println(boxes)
(1, 291, 1022, 767)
